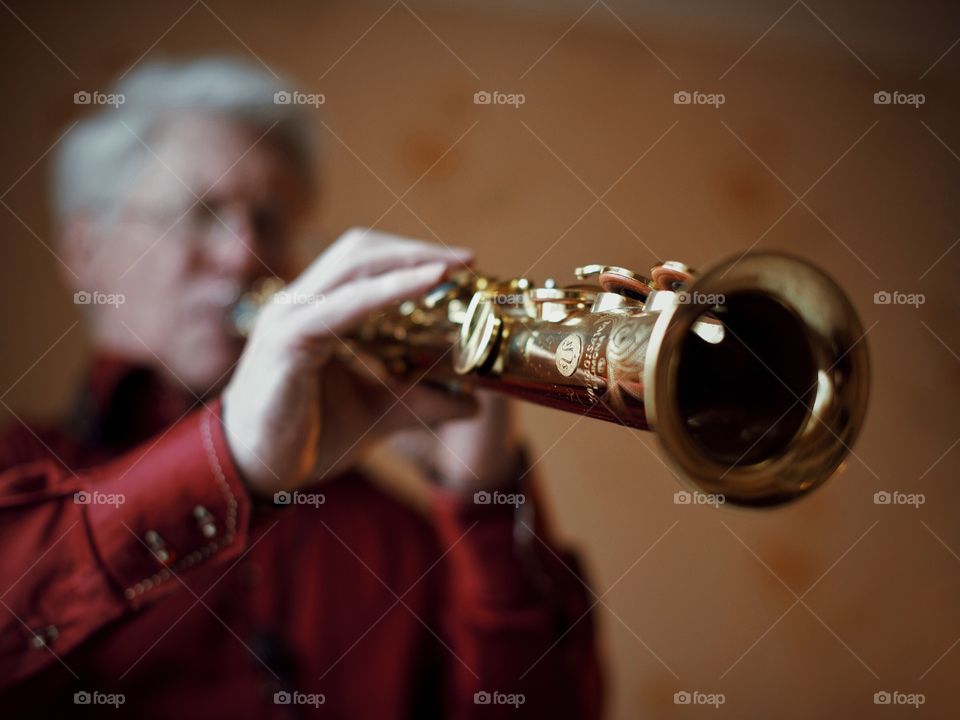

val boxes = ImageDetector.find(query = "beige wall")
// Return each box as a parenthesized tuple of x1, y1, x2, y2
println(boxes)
(1, 1, 959, 717)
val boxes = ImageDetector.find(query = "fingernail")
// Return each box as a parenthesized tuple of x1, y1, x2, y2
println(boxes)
(417, 261, 447, 276)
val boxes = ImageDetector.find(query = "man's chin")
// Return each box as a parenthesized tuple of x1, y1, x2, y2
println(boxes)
(167, 338, 245, 396)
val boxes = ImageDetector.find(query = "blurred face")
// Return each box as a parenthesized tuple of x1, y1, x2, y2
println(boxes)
(67, 113, 309, 393)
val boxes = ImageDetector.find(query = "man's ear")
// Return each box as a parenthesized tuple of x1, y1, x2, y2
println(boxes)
(57, 211, 100, 291)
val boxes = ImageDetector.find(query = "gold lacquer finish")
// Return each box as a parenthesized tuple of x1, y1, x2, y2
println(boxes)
(233, 252, 870, 507)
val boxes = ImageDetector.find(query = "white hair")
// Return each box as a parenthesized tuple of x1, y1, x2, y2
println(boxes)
(51, 56, 318, 220)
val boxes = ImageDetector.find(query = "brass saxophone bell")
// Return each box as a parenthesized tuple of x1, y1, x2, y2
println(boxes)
(644, 252, 869, 506)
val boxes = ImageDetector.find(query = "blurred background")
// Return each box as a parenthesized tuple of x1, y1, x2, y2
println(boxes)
(1, 0, 959, 717)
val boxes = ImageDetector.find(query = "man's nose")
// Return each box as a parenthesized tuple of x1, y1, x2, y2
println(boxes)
(205, 208, 265, 275)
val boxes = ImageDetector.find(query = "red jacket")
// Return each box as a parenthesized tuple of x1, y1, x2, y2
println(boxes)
(0, 357, 601, 719)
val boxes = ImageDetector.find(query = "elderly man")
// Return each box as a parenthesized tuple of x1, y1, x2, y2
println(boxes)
(0, 58, 600, 718)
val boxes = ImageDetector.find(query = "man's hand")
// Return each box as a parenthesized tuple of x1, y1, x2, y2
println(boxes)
(388, 391, 526, 494)
(222, 228, 478, 499)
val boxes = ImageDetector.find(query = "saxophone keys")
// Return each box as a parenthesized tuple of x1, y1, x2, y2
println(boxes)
(651, 260, 695, 291)
(574, 264, 656, 301)
(591, 292, 644, 313)
(525, 287, 597, 321)
(453, 293, 501, 375)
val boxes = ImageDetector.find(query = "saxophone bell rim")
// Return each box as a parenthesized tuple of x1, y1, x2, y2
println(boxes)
(644, 250, 871, 508)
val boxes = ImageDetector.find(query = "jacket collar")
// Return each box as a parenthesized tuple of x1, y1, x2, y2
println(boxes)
(69, 353, 195, 450)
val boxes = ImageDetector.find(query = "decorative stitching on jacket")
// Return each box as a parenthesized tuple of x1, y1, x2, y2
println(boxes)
(123, 409, 239, 600)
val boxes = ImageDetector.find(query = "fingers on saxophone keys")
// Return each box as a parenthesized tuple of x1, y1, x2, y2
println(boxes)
(292, 261, 449, 338)
(344, 242, 473, 283)
(293, 228, 473, 296)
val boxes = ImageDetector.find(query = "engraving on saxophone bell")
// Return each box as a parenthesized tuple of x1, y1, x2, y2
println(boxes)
(555, 334, 583, 377)
(605, 317, 649, 407)
(582, 317, 613, 402)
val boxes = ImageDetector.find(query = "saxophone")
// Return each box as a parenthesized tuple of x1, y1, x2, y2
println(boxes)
(232, 252, 870, 507)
